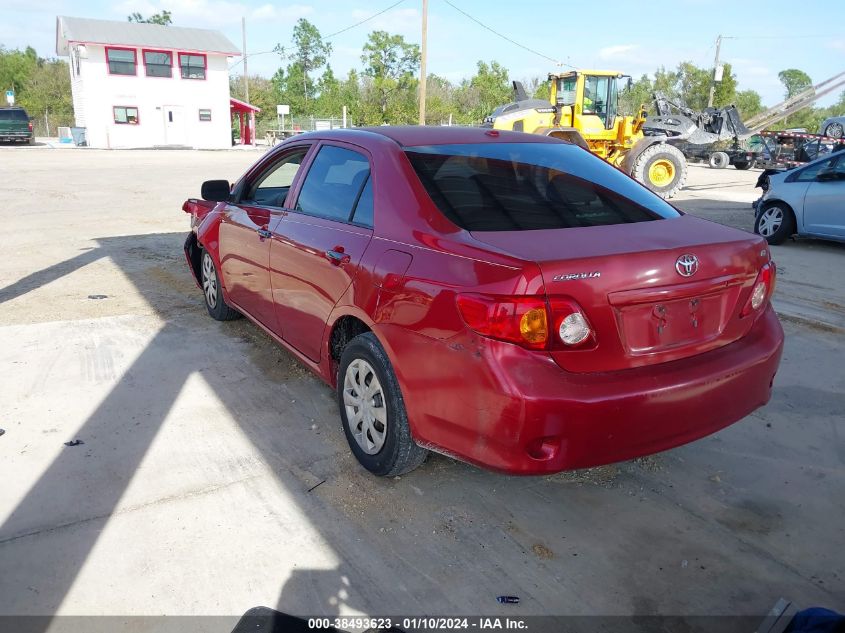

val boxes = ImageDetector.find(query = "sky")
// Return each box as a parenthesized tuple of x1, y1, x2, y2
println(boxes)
(3, 0, 844, 107)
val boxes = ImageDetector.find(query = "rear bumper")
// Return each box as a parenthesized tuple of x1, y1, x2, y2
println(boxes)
(0, 133, 32, 142)
(382, 306, 784, 475)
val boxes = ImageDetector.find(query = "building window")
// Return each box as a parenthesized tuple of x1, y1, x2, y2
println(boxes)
(179, 53, 206, 80)
(143, 50, 172, 77)
(199, 109, 212, 122)
(114, 106, 139, 125)
(106, 47, 137, 75)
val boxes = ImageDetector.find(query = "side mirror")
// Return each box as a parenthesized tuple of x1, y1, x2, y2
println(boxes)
(201, 179, 231, 202)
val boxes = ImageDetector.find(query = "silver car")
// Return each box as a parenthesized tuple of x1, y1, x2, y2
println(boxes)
(820, 116, 844, 139)
(754, 151, 845, 244)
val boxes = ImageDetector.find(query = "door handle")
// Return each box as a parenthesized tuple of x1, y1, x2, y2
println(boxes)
(257, 228, 272, 239)
(325, 249, 351, 265)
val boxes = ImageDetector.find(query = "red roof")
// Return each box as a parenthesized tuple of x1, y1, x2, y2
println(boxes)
(230, 97, 260, 113)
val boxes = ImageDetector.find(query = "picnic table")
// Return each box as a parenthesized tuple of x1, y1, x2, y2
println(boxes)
(265, 129, 301, 146)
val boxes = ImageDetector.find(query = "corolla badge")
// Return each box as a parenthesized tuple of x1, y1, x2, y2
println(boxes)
(553, 271, 601, 282)
(675, 254, 699, 277)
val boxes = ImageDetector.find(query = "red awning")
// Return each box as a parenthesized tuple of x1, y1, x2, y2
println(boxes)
(230, 97, 261, 113)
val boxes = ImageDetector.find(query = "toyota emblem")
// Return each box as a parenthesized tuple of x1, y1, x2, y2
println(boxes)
(675, 254, 699, 277)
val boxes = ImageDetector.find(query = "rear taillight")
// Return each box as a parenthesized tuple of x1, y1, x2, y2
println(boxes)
(740, 262, 776, 317)
(456, 294, 549, 350)
(456, 294, 595, 350)
(28, 121, 33, 131)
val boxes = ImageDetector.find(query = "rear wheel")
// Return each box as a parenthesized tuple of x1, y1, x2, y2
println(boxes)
(201, 249, 241, 321)
(824, 122, 843, 139)
(338, 333, 428, 476)
(708, 151, 730, 169)
(733, 160, 751, 170)
(632, 143, 687, 199)
(755, 202, 795, 245)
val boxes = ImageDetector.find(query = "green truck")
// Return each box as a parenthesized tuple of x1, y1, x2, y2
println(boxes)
(0, 107, 34, 144)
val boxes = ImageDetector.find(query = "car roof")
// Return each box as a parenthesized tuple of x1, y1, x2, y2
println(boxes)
(304, 125, 565, 148)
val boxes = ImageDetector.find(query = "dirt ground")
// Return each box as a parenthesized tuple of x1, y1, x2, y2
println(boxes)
(1, 147, 843, 626)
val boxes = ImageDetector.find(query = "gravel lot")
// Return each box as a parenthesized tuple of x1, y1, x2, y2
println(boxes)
(1, 146, 843, 625)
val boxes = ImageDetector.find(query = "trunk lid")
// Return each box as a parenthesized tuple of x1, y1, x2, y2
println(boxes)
(471, 215, 771, 372)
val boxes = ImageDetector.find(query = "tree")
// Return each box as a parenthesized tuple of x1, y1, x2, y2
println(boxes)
(275, 19, 331, 109)
(778, 69, 812, 99)
(127, 10, 172, 25)
(676, 62, 710, 110)
(452, 60, 510, 123)
(619, 73, 652, 115)
(712, 62, 738, 108)
(20, 59, 71, 116)
(734, 89, 764, 120)
(0, 46, 38, 95)
(360, 30, 419, 122)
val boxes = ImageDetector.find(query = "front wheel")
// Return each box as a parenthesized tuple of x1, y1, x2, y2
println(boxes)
(201, 249, 241, 321)
(755, 202, 795, 245)
(338, 333, 428, 476)
(632, 143, 687, 199)
(733, 160, 751, 170)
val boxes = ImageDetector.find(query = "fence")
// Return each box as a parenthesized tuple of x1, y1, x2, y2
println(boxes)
(28, 111, 76, 138)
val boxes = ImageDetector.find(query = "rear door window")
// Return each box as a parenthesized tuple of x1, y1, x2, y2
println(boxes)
(295, 145, 372, 224)
(405, 142, 680, 232)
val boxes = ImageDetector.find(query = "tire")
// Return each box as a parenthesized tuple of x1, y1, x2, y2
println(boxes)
(632, 143, 687, 199)
(754, 202, 795, 245)
(824, 122, 843, 139)
(337, 332, 428, 476)
(708, 151, 730, 169)
(733, 161, 751, 170)
(200, 248, 241, 321)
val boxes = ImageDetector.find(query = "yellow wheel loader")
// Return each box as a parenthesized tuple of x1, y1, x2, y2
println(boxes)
(484, 70, 688, 199)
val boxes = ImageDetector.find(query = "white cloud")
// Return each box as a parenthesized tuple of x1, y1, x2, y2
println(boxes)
(348, 7, 420, 38)
(598, 44, 638, 60)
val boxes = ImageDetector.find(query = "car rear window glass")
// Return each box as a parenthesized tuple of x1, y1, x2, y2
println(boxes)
(0, 109, 28, 121)
(296, 145, 371, 223)
(351, 176, 374, 227)
(405, 142, 681, 232)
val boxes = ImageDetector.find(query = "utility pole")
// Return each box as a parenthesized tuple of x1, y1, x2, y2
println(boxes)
(242, 17, 249, 105)
(707, 34, 722, 108)
(418, 0, 428, 126)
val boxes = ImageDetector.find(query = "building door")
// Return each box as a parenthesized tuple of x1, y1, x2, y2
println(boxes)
(163, 106, 187, 145)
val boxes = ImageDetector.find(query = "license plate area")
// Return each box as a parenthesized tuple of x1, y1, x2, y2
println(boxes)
(614, 291, 731, 354)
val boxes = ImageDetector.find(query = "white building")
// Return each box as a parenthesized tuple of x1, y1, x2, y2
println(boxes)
(56, 16, 242, 149)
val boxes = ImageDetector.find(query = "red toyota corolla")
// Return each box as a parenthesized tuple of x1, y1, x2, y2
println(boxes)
(182, 126, 783, 477)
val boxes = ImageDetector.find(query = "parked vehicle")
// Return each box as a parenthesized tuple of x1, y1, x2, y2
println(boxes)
(819, 116, 844, 139)
(754, 151, 845, 245)
(0, 107, 34, 144)
(757, 129, 845, 169)
(182, 127, 783, 476)
(673, 137, 763, 170)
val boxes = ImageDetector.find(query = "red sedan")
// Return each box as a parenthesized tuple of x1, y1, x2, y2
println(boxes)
(182, 127, 783, 476)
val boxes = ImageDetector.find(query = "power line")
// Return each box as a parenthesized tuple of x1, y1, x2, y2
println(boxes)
(228, 0, 408, 70)
(442, 0, 577, 69)
(324, 0, 406, 39)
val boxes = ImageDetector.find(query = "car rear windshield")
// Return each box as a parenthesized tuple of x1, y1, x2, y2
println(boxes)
(0, 109, 28, 121)
(404, 142, 681, 231)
